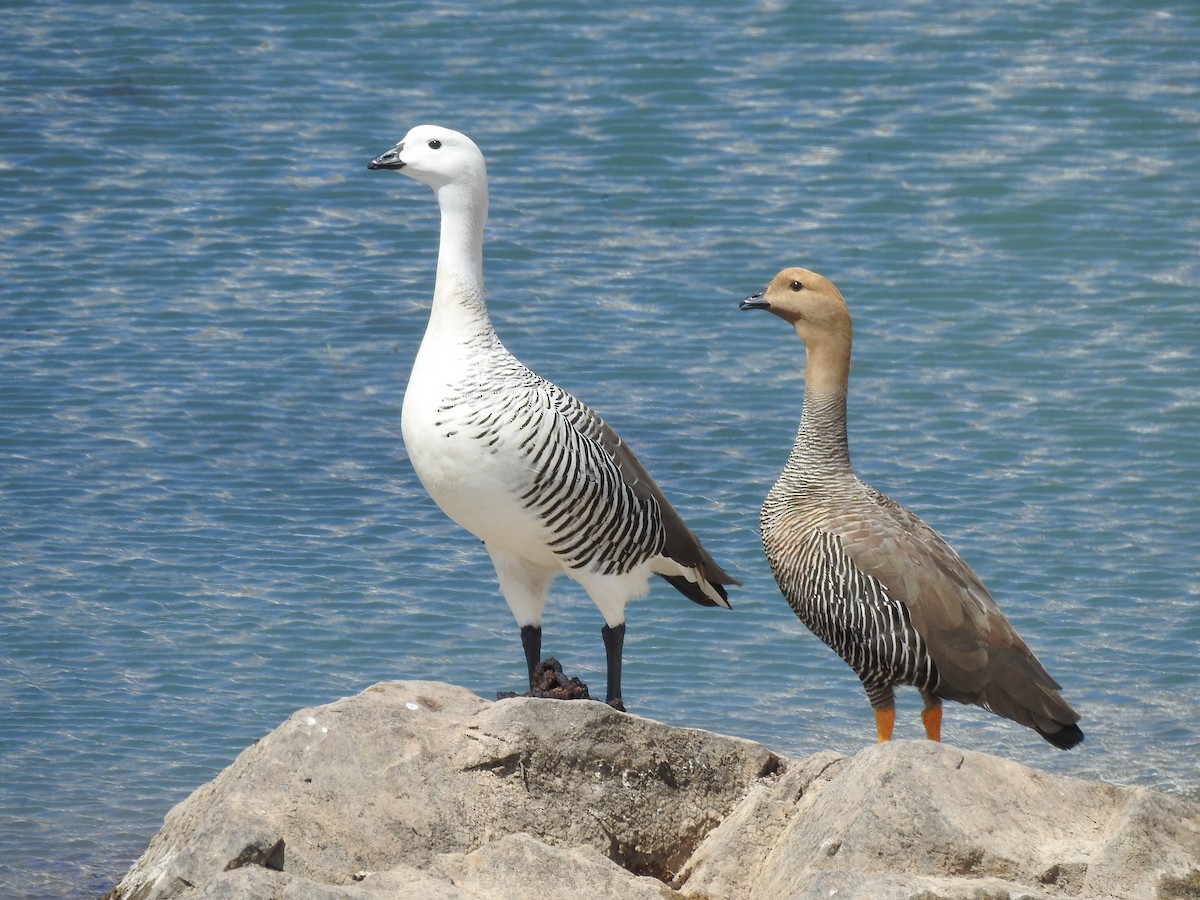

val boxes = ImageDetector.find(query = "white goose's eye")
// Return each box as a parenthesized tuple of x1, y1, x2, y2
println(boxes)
(789, 280, 804, 291)
(428, 139, 442, 149)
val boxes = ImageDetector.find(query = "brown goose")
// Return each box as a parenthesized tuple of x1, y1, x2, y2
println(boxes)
(740, 267, 1083, 750)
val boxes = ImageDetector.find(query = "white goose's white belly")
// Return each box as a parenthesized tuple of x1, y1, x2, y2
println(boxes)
(400, 343, 559, 566)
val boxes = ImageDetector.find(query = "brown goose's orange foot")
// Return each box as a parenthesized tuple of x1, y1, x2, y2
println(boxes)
(874, 707, 896, 743)
(921, 705, 943, 742)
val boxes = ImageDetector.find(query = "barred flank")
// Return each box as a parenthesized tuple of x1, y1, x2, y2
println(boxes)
(445, 348, 664, 576)
(763, 496, 940, 706)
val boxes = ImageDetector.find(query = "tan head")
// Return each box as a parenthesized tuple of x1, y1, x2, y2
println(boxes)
(740, 267, 853, 393)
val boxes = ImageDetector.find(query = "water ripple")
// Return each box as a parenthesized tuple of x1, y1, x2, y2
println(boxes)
(2, 1, 1199, 896)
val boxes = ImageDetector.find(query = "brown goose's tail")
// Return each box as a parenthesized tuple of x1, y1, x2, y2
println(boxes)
(972, 652, 1084, 751)
(1038, 721, 1085, 750)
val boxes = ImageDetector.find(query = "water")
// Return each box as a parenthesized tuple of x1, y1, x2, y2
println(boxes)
(2, 1, 1198, 895)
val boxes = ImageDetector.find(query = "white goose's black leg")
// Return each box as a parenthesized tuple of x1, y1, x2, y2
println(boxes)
(520, 624, 542, 691)
(601, 622, 626, 712)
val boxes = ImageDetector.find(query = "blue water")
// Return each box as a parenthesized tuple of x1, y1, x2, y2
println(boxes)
(2, 1, 1198, 895)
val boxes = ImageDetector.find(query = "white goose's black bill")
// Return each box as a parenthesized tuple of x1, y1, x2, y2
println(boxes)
(368, 145, 405, 170)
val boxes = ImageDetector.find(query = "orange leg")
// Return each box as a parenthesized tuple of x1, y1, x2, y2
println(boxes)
(874, 707, 895, 743)
(921, 704, 943, 742)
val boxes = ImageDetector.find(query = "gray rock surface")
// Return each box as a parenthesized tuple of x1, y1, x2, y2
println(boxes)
(105, 681, 1200, 900)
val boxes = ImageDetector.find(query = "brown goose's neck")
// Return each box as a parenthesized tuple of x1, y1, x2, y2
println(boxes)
(789, 388, 852, 475)
(785, 329, 853, 475)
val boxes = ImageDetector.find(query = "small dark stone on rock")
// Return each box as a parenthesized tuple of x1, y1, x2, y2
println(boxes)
(496, 658, 592, 702)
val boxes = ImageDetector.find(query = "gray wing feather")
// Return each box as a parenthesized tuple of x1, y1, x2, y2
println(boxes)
(827, 484, 1077, 728)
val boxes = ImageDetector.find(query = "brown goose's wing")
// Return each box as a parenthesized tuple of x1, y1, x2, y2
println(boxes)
(826, 483, 1078, 733)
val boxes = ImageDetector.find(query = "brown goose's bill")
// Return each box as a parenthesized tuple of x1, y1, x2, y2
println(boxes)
(740, 291, 770, 311)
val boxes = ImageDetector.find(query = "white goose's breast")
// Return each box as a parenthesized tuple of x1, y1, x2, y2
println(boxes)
(400, 362, 556, 560)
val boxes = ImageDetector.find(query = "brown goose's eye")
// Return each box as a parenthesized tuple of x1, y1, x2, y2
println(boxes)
(789, 280, 803, 291)
(428, 139, 442, 149)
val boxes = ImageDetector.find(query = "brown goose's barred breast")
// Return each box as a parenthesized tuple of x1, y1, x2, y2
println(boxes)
(760, 486, 940, 708)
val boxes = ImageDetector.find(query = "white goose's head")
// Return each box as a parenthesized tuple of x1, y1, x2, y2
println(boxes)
(368, 125, 487, 194)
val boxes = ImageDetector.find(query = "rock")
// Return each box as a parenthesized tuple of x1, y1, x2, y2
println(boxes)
(681, 740, 1200, 899)
(432, 832, 672, 899)
(105, 681, 1200, 900)
(104, 681, 780, 900)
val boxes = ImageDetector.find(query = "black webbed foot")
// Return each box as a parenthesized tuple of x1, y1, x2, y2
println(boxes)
(496, 658, 591, 702)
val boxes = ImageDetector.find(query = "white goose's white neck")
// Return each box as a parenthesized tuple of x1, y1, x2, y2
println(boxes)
(424, 179, 493, 344)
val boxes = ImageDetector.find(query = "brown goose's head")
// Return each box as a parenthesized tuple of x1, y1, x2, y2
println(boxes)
(740, 267, 852, 368)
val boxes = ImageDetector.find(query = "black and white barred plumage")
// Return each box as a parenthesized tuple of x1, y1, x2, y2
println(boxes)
(439, 344, 679, 579)
(762, 454, 942, 713)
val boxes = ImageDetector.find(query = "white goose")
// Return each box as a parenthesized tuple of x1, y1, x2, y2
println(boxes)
(368, 125, 736, 710)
